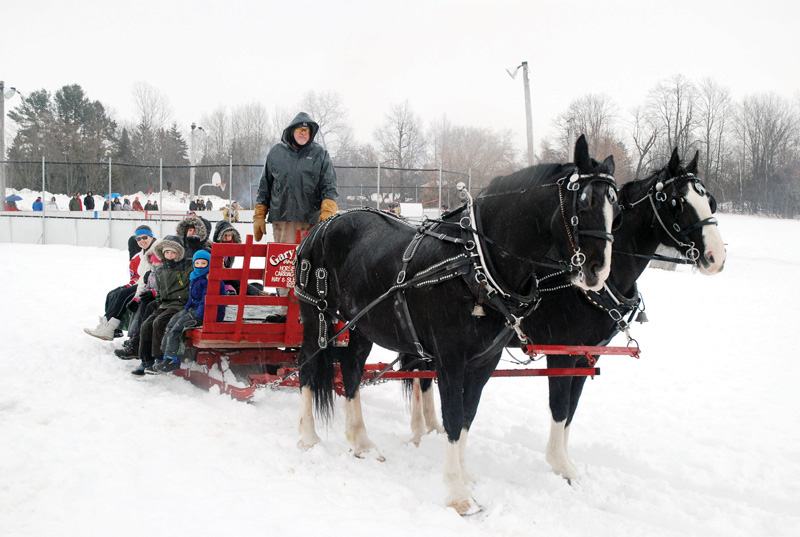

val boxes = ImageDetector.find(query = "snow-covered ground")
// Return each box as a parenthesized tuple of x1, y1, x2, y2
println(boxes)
(1, 213, 798, 537)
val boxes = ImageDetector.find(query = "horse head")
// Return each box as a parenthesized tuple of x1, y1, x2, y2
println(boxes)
(625, 148, 726, 274)
(561, 134, 618, 291)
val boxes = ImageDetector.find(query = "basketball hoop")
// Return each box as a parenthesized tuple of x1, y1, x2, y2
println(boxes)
(220, 183, 227, 192)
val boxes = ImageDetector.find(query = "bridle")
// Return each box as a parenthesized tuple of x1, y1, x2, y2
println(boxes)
(556, 170, 618, 275)
(621, 171, 718, 264)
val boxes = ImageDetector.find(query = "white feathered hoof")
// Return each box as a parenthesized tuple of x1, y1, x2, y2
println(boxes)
(448, 497, 484, 517)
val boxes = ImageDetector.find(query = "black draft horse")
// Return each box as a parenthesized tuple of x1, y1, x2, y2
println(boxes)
(293, 135, 618, 514)
(404, 149, 726, 484)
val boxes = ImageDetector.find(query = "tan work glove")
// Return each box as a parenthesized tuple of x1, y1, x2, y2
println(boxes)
(319, 199, 338, 222)
(253, 204, 268, 241)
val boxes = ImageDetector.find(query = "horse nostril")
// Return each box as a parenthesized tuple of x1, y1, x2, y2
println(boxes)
(707, 253, 716, 264)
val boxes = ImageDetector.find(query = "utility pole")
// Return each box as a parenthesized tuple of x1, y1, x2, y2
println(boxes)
(507, 63, 534, 167)
(567, 117, 575, 162)
(521, 61, 534, 167)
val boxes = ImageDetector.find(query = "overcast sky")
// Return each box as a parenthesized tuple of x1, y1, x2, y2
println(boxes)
(2, 0, 799, 159)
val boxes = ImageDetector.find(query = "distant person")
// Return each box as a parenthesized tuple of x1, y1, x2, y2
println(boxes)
(205, 199, 213, 211)
(84, 191, 95, 211)
(4, 201, 19, 211)
(132, 197, 144, 211)
(122, 198, 133, 211)
(68, 193, 83, 211)
(102, 199, 110, 211)
(152, 201, 159, 211)
(46, 196, 59, 211)
(32, 197, 43, 211)
(189, 199, 198, 211)
(112, 198, 122, 210)
(197, 199, 206, 211)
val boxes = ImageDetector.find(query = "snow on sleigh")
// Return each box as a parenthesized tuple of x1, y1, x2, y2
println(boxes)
(176, 234, 640, 401)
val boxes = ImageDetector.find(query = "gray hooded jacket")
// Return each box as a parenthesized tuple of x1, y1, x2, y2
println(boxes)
(255, 112, 338, 224)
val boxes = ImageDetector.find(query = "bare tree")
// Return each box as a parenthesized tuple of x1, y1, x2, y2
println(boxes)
(557, 94, 618, 156)
(375, 100, 427, 170)
(696, 78, 732, 192)
(131, 81, 172, 131)
(734, 93, 798, 215)
(647, 74, 699, 158)
(628, 105, 661, 179)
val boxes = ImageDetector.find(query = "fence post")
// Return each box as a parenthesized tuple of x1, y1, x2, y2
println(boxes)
(229, 154, 233, 210)
(159, 158, 163, 238)
(107, 156, 112, 248)
(438, 166, 443, 214)
(41, 156, 45, 244)
(376, 162, 381, 210)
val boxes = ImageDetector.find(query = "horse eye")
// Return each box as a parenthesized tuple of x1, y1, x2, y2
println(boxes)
(607, 187, 617, 204)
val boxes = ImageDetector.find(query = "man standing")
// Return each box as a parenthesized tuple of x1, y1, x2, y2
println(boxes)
(84, 191, 95, 211)
(68, 193, 83, 211)
(252, 112, 338, 246)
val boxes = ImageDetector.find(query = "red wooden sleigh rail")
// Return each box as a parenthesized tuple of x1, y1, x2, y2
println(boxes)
(175, 235, 640, 401)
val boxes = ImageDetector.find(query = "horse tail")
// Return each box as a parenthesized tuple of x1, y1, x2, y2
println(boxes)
(310, 348, 336, 422)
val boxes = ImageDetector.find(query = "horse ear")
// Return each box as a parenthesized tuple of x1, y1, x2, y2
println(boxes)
(602, 155, 615, 176)
(668, 148, 680, 176)
(687, 151, 699, 174)
(574, 134, 590, 170)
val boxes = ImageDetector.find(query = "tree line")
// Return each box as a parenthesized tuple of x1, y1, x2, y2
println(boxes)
(4, 77, 799, 216)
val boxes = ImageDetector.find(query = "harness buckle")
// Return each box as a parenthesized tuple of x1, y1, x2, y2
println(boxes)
(397, 270, 406, 284)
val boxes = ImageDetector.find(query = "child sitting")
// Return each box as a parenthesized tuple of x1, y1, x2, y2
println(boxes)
(153, 250, 226, 373)
(132, 235, 192, 376)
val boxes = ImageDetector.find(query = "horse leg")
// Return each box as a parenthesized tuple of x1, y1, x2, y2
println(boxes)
(409, 379, 426, 446)
(336, 334, 383, 460)
(458, 360, 499, 486)
(438, 364, 481, 516)
(420, 374, 444, 435)
(546, 355, 581, 480)
(298, 385, 321, 450)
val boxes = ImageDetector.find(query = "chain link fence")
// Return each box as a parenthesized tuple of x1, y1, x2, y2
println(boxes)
(2, 159, 473, 212)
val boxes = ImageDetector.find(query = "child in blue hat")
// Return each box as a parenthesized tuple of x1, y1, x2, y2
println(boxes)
(154, 249, 226, 373)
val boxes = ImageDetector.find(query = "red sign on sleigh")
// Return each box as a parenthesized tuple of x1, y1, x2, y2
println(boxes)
(264, 243, 298, 289)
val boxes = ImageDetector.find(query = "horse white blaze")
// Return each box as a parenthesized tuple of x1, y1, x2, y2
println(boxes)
(345, 390, 383, 460)
(298, 386, 321, 450)
(685, 188, 726, 274)
(572, 197, 614, 292)
(546, 419, 580, 480)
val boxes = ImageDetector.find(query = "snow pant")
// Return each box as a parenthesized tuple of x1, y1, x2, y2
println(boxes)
(126, 299, 158, 351)
(272, 221, 313, 298)
(138, 306, 180, 364)
(104, 285, 137, 320)
(160, 309, 200, 358)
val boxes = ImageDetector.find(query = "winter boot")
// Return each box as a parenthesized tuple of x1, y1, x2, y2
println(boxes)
(131, 361, 153, 376)
(84, 316, 116, 341)
(114, 343, 137, 360)
(145, 359, 164, 375)
(155, 357, 181, 373)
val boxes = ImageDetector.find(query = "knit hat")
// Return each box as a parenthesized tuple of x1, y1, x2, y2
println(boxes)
(149, 253, 160, 263)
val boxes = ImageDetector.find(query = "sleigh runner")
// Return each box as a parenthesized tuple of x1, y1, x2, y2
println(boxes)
(176, 233, 639, 401)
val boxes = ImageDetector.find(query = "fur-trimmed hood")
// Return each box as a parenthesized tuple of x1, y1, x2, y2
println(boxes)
(153, 235, 186, 261)
(213, 220, 242, 243)
(175, 214, 209, 242)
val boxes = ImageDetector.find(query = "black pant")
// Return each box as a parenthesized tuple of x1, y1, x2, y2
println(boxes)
(104, 285, 137, 320)
(161, 310, 199, 358)
(126, 299, 158, 350)
(138, 306, 180, 364)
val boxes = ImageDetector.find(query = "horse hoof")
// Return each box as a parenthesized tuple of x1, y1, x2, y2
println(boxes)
(297, 437, 320, 451)
(354, 448, 386, 462)
(449, 498, 484, 517)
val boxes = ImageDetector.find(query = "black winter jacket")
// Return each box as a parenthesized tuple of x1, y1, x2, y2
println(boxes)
(255, 112, 338, 224)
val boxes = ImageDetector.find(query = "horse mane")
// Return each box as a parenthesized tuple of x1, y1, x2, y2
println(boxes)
(481, 162, 573, 196)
